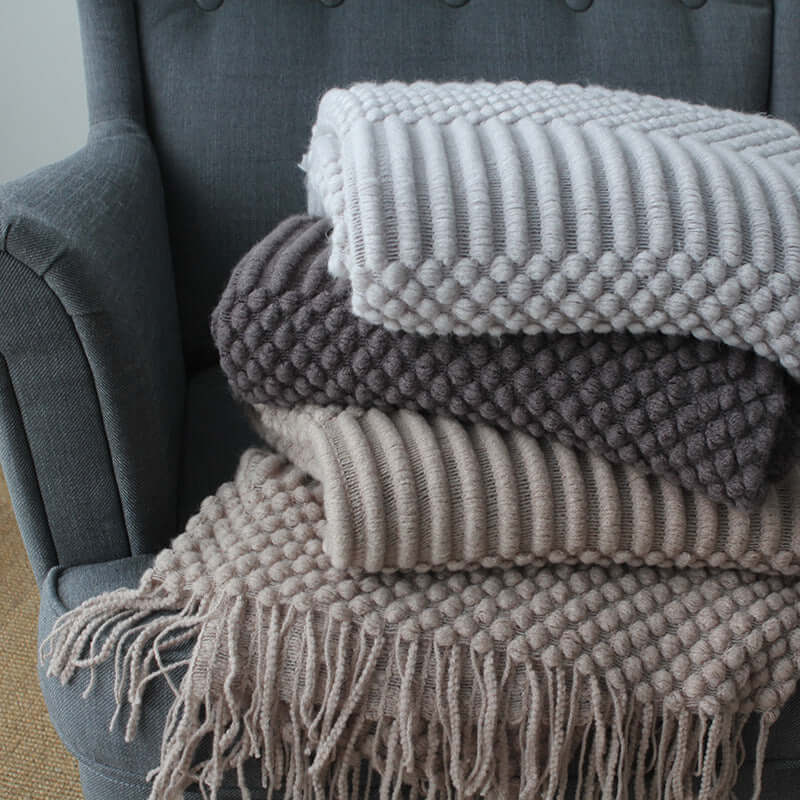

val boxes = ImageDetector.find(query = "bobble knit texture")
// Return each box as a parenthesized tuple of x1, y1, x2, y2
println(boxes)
(42, 449, 800, 800)
(252, 402, 800, 575)
(303, 81, 800, 378)
(211, 215, 798, 511)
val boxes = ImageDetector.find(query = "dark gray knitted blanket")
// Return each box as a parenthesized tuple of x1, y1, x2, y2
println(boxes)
(212, 215, 798, 510)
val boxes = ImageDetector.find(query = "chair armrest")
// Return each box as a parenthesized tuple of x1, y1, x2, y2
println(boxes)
(0, 119, 185, 584)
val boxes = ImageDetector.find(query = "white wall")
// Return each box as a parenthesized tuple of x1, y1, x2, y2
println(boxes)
(0, 1, 88, 183)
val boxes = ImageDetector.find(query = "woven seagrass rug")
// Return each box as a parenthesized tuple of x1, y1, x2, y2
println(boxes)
(0, 470, 82, 800)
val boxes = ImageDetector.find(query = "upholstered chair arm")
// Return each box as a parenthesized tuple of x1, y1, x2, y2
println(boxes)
(0, 119, 184, 584)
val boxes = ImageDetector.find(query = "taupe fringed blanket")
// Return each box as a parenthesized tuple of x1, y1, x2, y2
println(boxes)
(212, 215, 798, 511)
(43, 446, 800, 800)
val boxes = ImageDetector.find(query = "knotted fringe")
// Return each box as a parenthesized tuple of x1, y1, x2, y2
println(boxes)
(42, 578, 774, 800)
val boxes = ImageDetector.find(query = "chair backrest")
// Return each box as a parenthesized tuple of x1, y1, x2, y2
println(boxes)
(78, 0, 800, 370)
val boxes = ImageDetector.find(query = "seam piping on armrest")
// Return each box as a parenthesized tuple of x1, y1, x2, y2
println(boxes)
(0, 351, 57, 577)
(0, 247, 131, 562)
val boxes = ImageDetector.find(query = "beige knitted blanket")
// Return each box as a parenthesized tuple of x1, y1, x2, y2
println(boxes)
(43, 427, 800, 800)
(253, 403, 800, 575)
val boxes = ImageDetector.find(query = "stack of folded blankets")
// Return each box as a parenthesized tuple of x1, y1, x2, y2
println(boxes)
(45, 82, 800, 800)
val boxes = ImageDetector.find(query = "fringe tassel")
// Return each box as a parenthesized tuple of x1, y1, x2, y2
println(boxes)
(41, 586, 777, 800)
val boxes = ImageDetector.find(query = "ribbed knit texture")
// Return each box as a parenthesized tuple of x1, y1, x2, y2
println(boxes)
(43, 448, 800, 800)
(303, 81, 800, 378)
(212, 215, 798, 511)
(252, 403, 800, 574)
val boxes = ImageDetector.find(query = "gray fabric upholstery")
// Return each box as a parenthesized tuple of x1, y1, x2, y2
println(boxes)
(0, 120, 184, 582)
(77, 0, 145, 127)
(769, 0, 800, 130)
(4, 0, 800, 797)
(178, 366, 260, 530)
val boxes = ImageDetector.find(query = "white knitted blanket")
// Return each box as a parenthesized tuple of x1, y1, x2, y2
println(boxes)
(303, 81, 800, 378)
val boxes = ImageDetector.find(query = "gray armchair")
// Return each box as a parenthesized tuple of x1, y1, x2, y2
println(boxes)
(4, 1, 800, 797)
